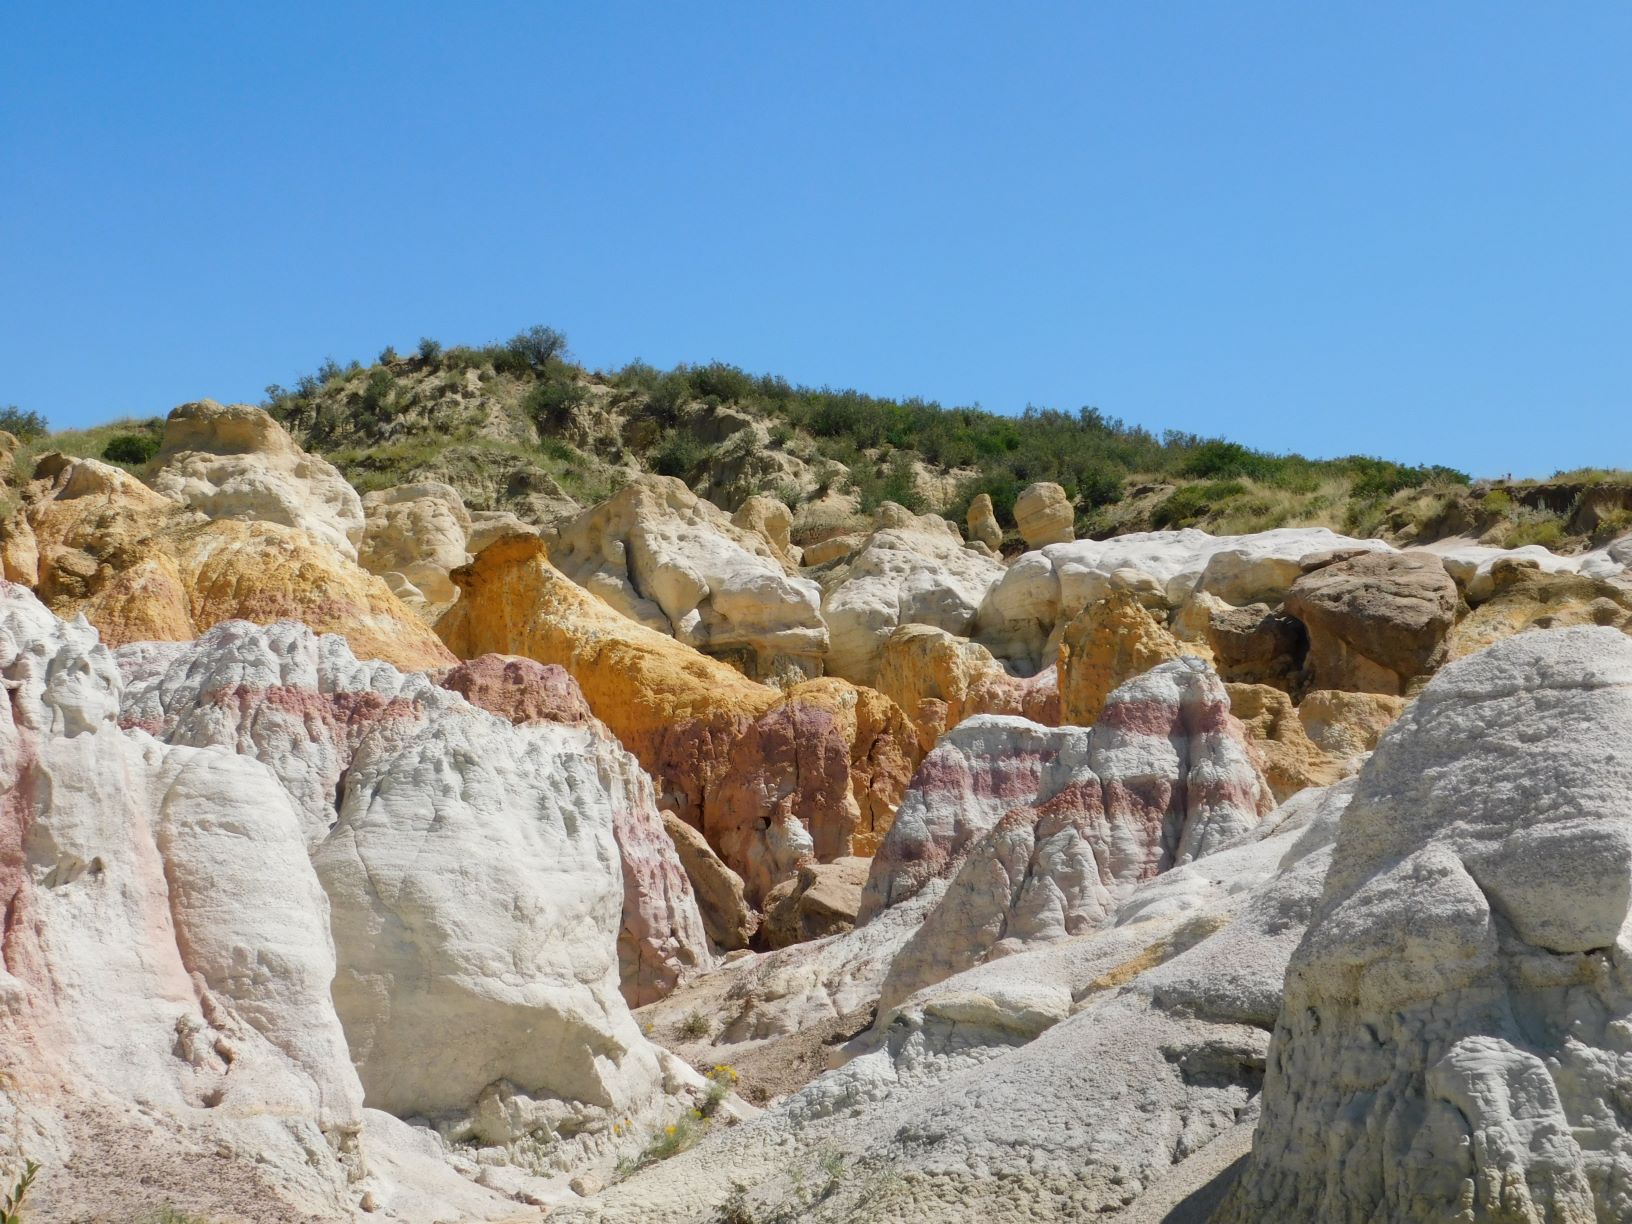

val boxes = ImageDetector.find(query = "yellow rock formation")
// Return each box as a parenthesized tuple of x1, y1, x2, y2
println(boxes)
(876, 622, 1058, 753)
(1057, 588, 1200, 725)
(1448, 557, 1632, 660)
(438, 534, 915, 902)
(17, 454, 451, 670)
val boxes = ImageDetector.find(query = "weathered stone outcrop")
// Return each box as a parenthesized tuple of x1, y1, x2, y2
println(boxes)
(1447, 555, 1632, 660)
(436, 652, 595, 727)
(1428, 538, 1630, 603)
(875, 623, 1058, 754)
(965, 492, 1003, 550)
(1226, 684, 1404, 802)
(861, 658, 1274, 930)
(976, 526, 1384, 671)
(438, 535, 915, 904)
(1226, 682, 1347, 801)
(1284, 550, 1458, 693)
(564, 766, 1353, 1224)
(0, 582, 368, 1218)
(661, 811, 757, 951)
(819, 504, 1005, 685)
(732, 494, 800, 568)
(1013, 481, 1074, 548)
(1294, 687, 1407, 768)
(1056, 587, 1192, 725)
(358, 481, 472, 612)
(23, 453, 451, 670)
(1220, 627, 1632, 1223)
(545, 475, 826, 680)
(1178, 590, 1308, 691)
(762, 857, 869, 950)
(152, 399, 366, 562)
(119, 622, 712, 1011)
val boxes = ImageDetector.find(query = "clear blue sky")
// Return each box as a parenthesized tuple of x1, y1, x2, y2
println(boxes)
(4, 4, 1628, 477)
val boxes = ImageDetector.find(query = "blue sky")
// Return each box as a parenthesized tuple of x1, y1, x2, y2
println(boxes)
(3, 3, 1628, 476)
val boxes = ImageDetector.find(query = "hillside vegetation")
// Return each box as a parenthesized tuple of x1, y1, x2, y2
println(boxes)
(16, 328, 1632, 552)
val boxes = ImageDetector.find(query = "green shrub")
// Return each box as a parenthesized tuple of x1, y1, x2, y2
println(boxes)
(1, 1159, 39, 1224)
(679, 1010, 712, 1039)
(647, 371, 695, 427)
(1074, 460, 1124, 507)
(715, 1182, 757, 1224)
(506, 325, 570, 373)
(639, 1114, 702, 1164)
(358, 370, 398, 421)
(416, 337, 442, 362)
(688, 363, 755, 404)
(1504, 515, 1568, 549)
(1180, 440, 1268, 480)
(0, 406, 47, 441)
(102, 432, 159, 465)
(653, 430, 706, 479)
(524, 378, 589, 434)
(1593, 507, 1632, 542)
(1152, 480, 1247, 529)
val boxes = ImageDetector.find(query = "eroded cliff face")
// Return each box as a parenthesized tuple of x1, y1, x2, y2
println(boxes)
(437, 534, 915, 904)
(19, 448, 451, 670)
(9, 386, 1632, 1222)
(118, 619, 713, 1010)
(0, 581, 366, 1220)
(1219, 626, 1632, 1224)
(0, 584, 702, 1219)
(544, 474, 828, 682)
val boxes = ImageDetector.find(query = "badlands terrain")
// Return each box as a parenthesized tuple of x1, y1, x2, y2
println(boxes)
(5, 344, 1632, 1222)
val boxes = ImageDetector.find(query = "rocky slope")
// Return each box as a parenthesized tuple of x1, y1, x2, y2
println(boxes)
(244, 339, 1632, 562)
(4, 377, 1632, 1220)
(0, 579, 702, 1221)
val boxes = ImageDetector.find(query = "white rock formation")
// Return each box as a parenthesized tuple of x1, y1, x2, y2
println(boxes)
(1220, 625, 1632, 1222)
(119, 620, 713, 1009)
(358, 481, 472, 610)
(150, 399, 367, 562)
(0, 582, 368, 1218)
(864, 658, 1275, 1006)
(557, 774, 1355, 1224)
(0, 583, 712, 1218)
(819, 504, 1006, 685)
(314, 708, 664, 1119)
(976, 527, 1389, 669)
(545, 475, 827, 677)
(863, 658, 1273, 916)
(1418, 535, 1631, 601)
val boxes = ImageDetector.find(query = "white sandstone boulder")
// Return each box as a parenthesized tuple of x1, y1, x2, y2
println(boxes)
(0, 582, 367, 1219)
(119, 620, 713, 1011)
(359, 481, 472, 610)
(1219, 625, 1632, 1222)
(546, 475, 827, 678)
(150, 399, 367, 562)
(819, 504, 1006, 685)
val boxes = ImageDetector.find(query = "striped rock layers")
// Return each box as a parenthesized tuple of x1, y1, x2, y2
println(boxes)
(861, 657, 1275, 1006)
(118, 620, 712, 1010)
(437, 534, 915, 905)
